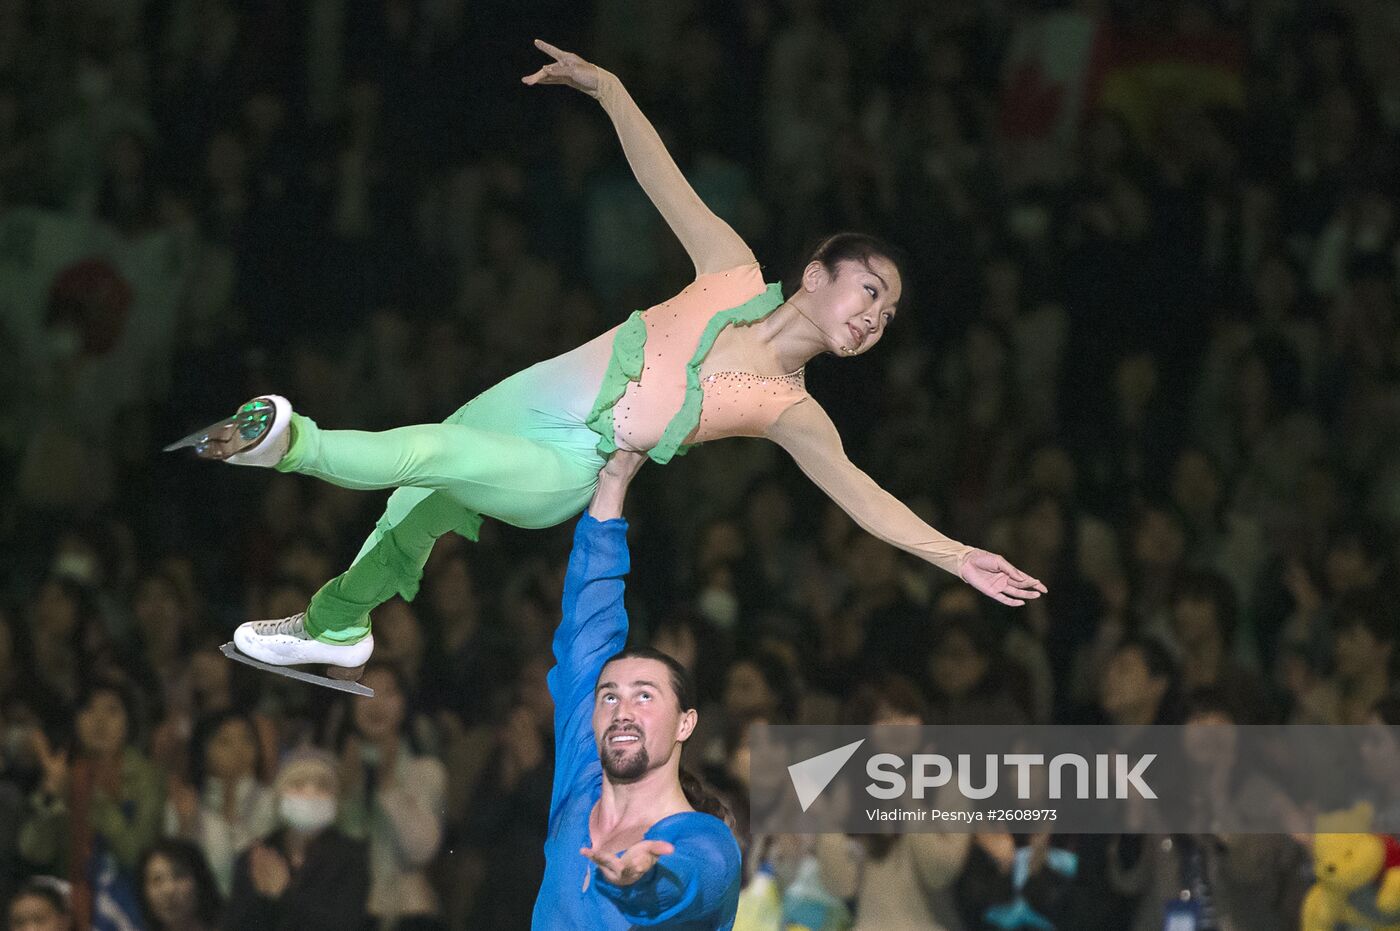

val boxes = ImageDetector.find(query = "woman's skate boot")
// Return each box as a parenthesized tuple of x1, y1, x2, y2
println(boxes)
(223, 613, 376, 697)
(164, 395, 293, 466)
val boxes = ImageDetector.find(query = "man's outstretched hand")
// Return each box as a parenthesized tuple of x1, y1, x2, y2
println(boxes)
(582, 839, 675, 887)
(959, 550, 1048, 606)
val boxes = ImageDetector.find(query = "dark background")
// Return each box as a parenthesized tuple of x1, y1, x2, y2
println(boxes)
(2, 0, 1398, 928)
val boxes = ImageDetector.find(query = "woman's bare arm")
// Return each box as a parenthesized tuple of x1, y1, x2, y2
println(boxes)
(766, 399, 1046, 605)
(524, 40, 754, 277)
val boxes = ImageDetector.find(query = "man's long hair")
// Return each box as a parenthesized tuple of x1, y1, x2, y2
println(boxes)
(601, 646, 734, 829)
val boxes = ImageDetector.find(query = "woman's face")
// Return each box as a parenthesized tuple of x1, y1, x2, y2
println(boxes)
(205, 718, 257, 782)
(803, 256, 902, 357)
(144, 854, 197, 927)
(76, 690, 127, 756)
(7, 894, 67, 931)
(353, 668, 405, 742)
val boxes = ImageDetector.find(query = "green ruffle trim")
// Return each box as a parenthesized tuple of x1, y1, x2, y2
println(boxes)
(585, 309, 648, 458)
(585, 282, 785, 465)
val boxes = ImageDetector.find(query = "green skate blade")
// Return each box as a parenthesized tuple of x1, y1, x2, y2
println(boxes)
(220, 642, 375, 697)
(162, 416, 239, 453)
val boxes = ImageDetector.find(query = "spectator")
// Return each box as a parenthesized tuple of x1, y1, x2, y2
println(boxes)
(1295, 591, 1396, 724)
(1097, 637, 1183, 727)
(332, 664, 446, 930)
(3, 0, 1400, 924)
(457, 662, 553, 930)
(5, 878, 72, 931)
(223, 748, 368, 931)
(19, 680, 162, 927)
(926, 614, 1028, 725)
(1108, 689, 1309, 931)
(138, 838, 222, 931)
(816, 675, 969, 930)
(165, 711, 276, 896)
(1167, 570, 1274, 723)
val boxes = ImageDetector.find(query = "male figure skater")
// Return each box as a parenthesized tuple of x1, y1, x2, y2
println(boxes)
(532, 449, 740, 929)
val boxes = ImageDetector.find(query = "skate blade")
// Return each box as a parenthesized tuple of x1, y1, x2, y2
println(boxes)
(162, 416, 238, 453)
(220, 642, 375, 697)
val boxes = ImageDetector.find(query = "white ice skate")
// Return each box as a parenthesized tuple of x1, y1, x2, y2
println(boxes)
(223, 613, 376, 696)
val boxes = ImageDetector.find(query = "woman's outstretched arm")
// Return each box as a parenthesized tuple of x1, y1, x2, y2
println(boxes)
(523, 40, 755, 277)
(766, 399, 1048, 606)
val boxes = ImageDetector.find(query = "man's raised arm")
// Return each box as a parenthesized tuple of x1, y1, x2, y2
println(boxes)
(545, 451, 648, 829)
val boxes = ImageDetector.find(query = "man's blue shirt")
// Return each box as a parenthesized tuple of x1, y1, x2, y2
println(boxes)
(530, 514, 740, 930)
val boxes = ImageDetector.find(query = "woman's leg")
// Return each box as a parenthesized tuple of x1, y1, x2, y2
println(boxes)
(302, 486, 480, 644)
(279, 413, 599, 644)
(275, 413, 598, 527)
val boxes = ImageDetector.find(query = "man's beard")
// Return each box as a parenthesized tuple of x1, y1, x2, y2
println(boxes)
(602, 737, 650, 782)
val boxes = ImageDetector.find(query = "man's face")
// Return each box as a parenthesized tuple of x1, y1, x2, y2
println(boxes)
(593, 658, 695, 782)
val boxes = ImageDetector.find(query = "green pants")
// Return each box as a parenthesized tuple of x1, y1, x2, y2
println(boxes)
(275, 389, 604, 644)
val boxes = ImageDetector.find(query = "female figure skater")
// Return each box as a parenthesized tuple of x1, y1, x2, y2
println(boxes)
(168, 41, 1045, 687)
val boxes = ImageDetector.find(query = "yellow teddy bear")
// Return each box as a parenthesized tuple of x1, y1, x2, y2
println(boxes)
(1303, 804, 1400, 931)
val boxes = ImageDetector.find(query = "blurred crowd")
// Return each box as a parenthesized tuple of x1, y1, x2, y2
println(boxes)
(3, 0, 1400, 928)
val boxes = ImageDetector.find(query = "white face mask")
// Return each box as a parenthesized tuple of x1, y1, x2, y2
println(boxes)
(279, 794, 336, 832)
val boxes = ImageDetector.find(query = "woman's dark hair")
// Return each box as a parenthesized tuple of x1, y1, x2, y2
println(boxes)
(793, 231, 906, 292)
(600, 647, 736, 827)
(814, 231, 905, 277)
(137, 839, 222, 929)
(7, 877, 71, 920)
(188, 710, 265, 792)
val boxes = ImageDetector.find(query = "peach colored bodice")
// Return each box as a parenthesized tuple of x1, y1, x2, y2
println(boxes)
(607, 263, 806, 456)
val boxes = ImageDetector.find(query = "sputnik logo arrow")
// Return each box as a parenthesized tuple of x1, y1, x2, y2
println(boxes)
(788, 739, 865, 812)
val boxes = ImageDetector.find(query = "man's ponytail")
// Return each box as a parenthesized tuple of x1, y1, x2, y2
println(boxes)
(680, 768, 735, 831)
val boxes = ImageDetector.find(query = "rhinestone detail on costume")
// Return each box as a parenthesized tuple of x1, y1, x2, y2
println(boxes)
(693, 369, 807, 442)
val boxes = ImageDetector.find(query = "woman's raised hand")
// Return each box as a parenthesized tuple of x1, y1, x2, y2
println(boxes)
(959, 550, 1048, 607)
(521, 39, 600, 95)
